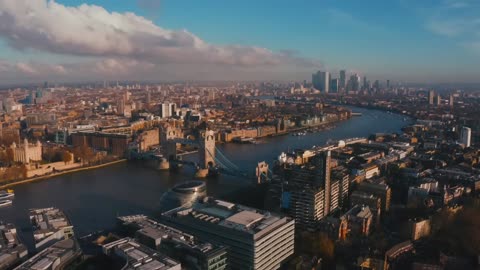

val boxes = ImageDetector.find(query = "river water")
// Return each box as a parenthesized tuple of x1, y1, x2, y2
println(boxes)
(0, 107, 410, 248)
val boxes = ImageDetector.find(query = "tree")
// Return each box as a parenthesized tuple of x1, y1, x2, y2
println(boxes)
(62, 151, 72, 164)
(21, 164, 28, 179)
(298, 231, 335, 260)
(74, 145, 95, 165)
(43, 147, 56, 162)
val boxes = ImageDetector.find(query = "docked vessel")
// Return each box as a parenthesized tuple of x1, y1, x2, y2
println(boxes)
(0, 189, 14, 200)
(292, 131, 307, 136)
(0, 199, 12, 207)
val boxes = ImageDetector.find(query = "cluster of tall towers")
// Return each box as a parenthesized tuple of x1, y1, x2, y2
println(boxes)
(312, 70, 362, 93)
(312, 70, 391, 94)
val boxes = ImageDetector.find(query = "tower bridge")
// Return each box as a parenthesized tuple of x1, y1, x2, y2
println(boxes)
(162, 127, 271, 183)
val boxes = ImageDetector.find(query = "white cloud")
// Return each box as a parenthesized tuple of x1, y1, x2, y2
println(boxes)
(15, 63, 39, 75)
(0, 0, 321, 69)
(421, 0, 480, 54)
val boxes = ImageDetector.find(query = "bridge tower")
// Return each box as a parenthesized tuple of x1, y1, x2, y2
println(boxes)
(256, 161, 269, 184)
(199, 130, 215, 169)
(161, 125, 183, 161)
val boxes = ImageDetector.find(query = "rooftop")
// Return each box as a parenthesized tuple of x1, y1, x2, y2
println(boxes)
(119, 215, 224, 255)
(29, 207, 72, 242)
(345, 205, 373, 219)
(163, 197, 290, 235)
(102, 238, 180, 270)
(15, 238, 81, 270)
(0, 223, 28, 269)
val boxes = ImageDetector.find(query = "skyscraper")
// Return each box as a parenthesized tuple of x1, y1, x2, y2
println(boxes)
(281, 151, 332, 228)
(347, 74, 361, 93)
(160, 102, 176, 118)
(339, 70, 346, 92)
(428, 90, 435, 105)
(312, 71, 330, 93)
(330, 78, 339, 93)
(460, 126, 472, 148)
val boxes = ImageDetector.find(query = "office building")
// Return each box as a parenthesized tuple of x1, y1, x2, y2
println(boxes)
(319, 204, 373, 240)
(343, 205, 373, 237)
(350, 190, 381, 224)
(0, 223, 28, 270)
(15, 239, 81, 270)
(71, 132, 131, 157)
(460, 126, 472, 147)
(428, 90, 435, 105)
(330, 78, 339, 93)
(312, 71, 330, 93)
(146, 90, 151, 103)
(118, 215, 227, 270)
(161, 197, 295, 270)
(161, 102, 177, 118)
(102, 238, 181, 270)
(347, 74, 361, 93)
(281, 151, 332, 227)
(331, 166, 349, 209)
(339, 70, 346, 92)
(358, 182, 392, 213)
(29, 208, 75, 251)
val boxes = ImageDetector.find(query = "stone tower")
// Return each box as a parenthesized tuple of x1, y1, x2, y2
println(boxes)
(199, 130, 215, 169)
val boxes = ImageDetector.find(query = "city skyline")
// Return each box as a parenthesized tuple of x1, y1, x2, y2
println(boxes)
(0, 0, 479, 84)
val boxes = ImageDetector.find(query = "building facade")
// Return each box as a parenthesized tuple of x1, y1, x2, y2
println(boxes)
(460, 126, 471, 147)
(161, 197, 295, 270)
(281, 151, 332, 228)
(10, 139, 42, 164)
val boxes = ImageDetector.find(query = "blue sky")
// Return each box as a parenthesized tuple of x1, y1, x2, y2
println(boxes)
(0, 0, 479, 83)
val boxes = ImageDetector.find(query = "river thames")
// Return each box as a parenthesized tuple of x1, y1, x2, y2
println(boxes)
(0, 107, 411, 248)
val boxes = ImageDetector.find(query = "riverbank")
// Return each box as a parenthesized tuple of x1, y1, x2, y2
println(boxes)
(331, 102, 417, 120)
(0, 159, 127, 189)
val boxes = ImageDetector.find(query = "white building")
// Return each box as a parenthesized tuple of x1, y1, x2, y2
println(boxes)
(162, 197, 295, 270)
(460, 126, 472, 148)
(29, 207, 75, 251)
(10, 139, 42, 164)
(160, 103, 177, 118)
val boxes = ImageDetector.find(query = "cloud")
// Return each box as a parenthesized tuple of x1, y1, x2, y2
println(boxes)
(0, 60, 69, 79)
(0, 0, 321, 69)
(421, 0, 480, 54)
(15, 63, 39, 75)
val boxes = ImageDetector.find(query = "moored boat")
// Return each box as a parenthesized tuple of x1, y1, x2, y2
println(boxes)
(0, 189, 14, 200)
(0, 199, 12, 207)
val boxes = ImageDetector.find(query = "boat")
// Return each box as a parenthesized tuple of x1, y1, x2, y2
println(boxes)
(0, 189, 14, 200)
(0, 199, 12, 207)
(292, 131, 307, 136)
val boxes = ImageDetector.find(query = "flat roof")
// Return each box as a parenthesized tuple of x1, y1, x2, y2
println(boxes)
(163, 197, 290, 235)
(226, 211, 264, 227)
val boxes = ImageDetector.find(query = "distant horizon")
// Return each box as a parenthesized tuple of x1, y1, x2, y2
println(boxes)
(0, 0, 479, 84)
(1, 80, 480, 91)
